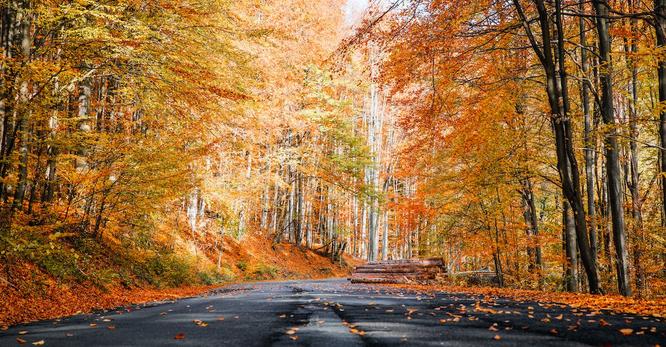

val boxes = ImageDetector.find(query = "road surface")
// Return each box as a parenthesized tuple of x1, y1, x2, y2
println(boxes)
(1, 279, 664, 346)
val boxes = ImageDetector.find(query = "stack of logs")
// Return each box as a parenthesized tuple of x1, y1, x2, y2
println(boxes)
(350, 258, 446, 284)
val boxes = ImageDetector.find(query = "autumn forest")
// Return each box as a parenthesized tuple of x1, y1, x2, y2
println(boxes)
(1, 0, 666, 331)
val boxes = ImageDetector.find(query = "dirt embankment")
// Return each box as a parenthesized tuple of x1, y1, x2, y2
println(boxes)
(0, 234, 359, 327)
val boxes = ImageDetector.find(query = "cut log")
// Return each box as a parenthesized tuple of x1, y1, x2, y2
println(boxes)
(350, 277, 416, 284)
(349, 258, 446, 284)
(350, 272, 437, 279)
(350, 277, 429, 284)
(354, 265, 442, 273)
(350, 274, 435, 283)
(365, 258, 444, 266)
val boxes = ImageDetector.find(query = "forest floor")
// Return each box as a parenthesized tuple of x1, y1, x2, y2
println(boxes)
(386, 283, 666, 319)
(0, 234, 359, 328)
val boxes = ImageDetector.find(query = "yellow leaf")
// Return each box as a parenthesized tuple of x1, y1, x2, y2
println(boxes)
(619, 328, 633, 336)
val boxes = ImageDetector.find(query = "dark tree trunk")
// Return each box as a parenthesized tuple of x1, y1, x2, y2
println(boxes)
(656, 0, 666, 228)
(520, 178, 542, 284)
(623, 3, 645, 294)
(11, 1, 32, 211)
(579, 0, 597, 267)
(592, 0, 631, 296)
(563, 201, 579, 292)
(513, 0, 600, 293)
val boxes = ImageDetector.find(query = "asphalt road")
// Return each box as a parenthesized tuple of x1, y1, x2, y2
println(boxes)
(1, 278, 664, 346)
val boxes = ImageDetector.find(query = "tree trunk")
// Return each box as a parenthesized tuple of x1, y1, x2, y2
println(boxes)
(579, 0, 597, 266)
(656, 0, 666, 228)
(513, 0, 600, 293)
(592, 0, 631, 296)
(624, 5, 645, 294)
(563, 201, 579, 292)
(382, 208, 389, 261)
(10, 2, 31, 211)
(295, 171, 304, 247)
(520, 178, 542, 283)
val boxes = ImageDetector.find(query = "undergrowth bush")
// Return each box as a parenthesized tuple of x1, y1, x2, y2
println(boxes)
(0, 227, 225, 290)
(236, 260, 248, 272)
(252, 263, 279, 279)
(128, 252, 196, 288)
(0, 229, 85, 283)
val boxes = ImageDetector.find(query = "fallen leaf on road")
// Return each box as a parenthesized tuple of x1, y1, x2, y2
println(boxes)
(174, 333, 185, 340)
(32, 341, 44, 346)
(289, 336, 298, 341)
(549, 329, 558, 335)
(567, 325, 579, 331)
(217, 316, 225, 321)
(474, 302, 497, 314)
(619, 328, 633, 336)
(493, 335, 501, 340)
(16, 338, 26, 344)
(193, 319, 208, 327)
(107, 325, 116, 330)
(599, 319, 610, 327)
(18, 331, 28, 335)
(89, 323, 97, 327)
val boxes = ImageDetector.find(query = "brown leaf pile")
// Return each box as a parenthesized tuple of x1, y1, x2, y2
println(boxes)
(387, 284, 666, 318)
(0, 264, 215, 327)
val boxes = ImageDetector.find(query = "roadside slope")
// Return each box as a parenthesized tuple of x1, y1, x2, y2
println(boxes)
(0, 233, 357, 327)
